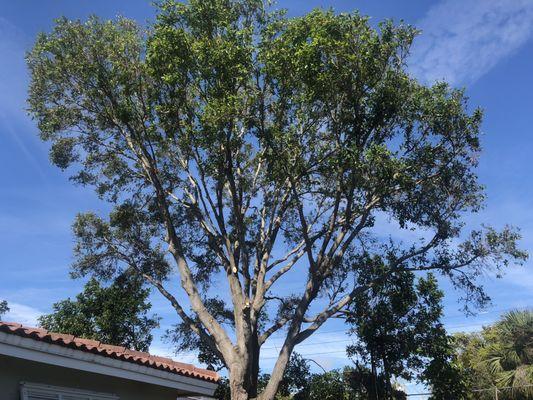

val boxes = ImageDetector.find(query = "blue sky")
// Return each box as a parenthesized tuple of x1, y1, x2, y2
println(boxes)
(1, 0, 533, 394)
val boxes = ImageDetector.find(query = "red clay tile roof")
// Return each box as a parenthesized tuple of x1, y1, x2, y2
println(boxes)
(0, 321, 219, 383)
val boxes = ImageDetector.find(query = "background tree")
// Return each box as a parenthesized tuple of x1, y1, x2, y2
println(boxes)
(454, 309, 533, 399)
(0, 300, 9, 318)
(453, 332, 494, 399)
(303, 367, 407, 400)
(423, 342, 468, 400)
(346, 271, 465, 398)
(305, 369, 354, 400)
(38, 273, 159, 351)
(487, 310, 532, 394)
(27, 1, 526, 398)
(259, 353, 311, 399)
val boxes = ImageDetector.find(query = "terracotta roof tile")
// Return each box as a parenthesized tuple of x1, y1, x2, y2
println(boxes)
(0, 321, 219, 383)
(49, 332, 76, 343)
(123, 348, 146, 359)
(73, 337, 101, 349)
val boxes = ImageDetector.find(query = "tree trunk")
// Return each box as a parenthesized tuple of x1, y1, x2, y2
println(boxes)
(230, 384, 250, 400)
(246, 334, 261, 398)
(229, 364, 251, 400)
(228, 338, 261, 400)
(370, 350, 379, 400)
(382, 356, 392, 400)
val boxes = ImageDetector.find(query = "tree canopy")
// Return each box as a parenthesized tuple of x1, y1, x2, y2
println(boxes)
(38, 274, 159, 352)
(26, 1, 526, 398)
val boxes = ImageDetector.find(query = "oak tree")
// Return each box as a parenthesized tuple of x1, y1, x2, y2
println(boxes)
(27, 1, 526, 398)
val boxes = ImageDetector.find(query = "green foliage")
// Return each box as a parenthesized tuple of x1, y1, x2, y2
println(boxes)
(38, 274, 159, 351)
(454, 310, 533, 399)
(0, 300, 9, 318)
(423, 337, 469, 399)
(303, 367, 406, 400)
(344, 366, 407, 400)
(26, 1, 525, 306)
(306, 370, 351, 400)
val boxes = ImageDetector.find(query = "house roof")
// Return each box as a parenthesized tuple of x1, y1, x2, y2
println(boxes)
(0, 321, 219, 383)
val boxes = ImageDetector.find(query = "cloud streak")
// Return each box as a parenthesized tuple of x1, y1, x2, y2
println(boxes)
(0, 17, 49, 178)
(2, 302, 43, 326)
(410, 0, 533, 86)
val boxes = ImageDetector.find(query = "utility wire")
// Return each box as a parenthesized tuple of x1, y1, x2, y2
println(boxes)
(265, 314, 503, 341)
(261, 319, 509, 351)
(262, 305, 531, 349)
(260, 308, 530, 358)
(406, 385, 533, 397)
(262, 349, 349, 359)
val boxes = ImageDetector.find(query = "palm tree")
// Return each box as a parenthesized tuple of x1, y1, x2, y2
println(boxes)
(481, 310, 532, 399)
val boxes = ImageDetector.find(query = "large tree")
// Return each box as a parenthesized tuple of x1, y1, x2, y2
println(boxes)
(38, 274, 159, 352)
(26, 1, 526, 398)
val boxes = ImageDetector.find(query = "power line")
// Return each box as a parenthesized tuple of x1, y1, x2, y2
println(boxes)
(262, 349, 348, 360)
(260, 309, 531, 358)
(174, 307, 529, 365)
(473, 384, 533, 392)
(406, 385, 533, 398)
(263, 337, 351, 350)
(261, 320, 505, 351)
(174, 317, 501, 364)
(266, 319, 481, 341)
(263, 306, 530, 346)
(441, 306, 529, 320)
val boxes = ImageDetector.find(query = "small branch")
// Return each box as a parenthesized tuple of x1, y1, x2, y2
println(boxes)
(294, 284, 373, 344)
(259, 317, 292, 345)
(264, 248, 306, 291)
(267, 240, 306, 271)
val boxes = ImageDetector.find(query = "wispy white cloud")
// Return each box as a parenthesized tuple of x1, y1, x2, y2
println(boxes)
(0, 17, 49, 177)
(0, 17, 28, 114)
(410, 0, 533, 86)
(2, 302, 43, 326)
(500, 265, 533, 290)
